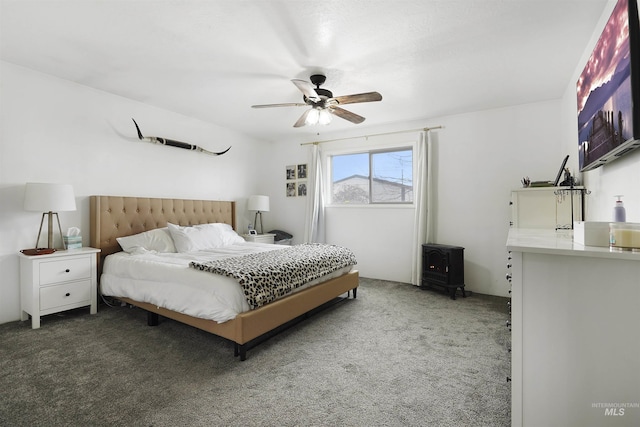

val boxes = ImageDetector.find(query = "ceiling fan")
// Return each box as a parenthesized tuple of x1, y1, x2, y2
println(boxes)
(251, 74, 382, 127)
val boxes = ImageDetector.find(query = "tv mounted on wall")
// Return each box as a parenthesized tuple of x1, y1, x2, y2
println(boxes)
(577, 0, 640, 171)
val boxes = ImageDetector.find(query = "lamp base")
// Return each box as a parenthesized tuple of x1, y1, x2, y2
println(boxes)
(35, 211, 64, 249)
(253, 211, 264, 234)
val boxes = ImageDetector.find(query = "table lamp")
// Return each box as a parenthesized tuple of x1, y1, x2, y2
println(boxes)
(247, 195, 270, 234)
(24, 183, 76, 249)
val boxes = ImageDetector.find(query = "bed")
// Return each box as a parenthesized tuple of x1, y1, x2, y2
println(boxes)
(89, 195, 359, 360)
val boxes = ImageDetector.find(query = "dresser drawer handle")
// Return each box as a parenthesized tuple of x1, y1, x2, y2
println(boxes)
(65, 293, 71, 297)
(65, 269, 70, 273)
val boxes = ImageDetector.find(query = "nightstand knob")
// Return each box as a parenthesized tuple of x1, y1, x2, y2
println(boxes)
(65, 293, 70, 297)
(65, 269, 70, 273)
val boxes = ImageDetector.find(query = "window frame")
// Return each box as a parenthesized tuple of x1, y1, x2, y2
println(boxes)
(327, 145, 414, 206)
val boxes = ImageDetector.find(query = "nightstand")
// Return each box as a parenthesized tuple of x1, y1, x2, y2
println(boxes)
(19, 247, 101, 329)
(243, 233, 276, 244)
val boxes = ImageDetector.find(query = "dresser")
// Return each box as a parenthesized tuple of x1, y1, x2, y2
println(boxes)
(507, 229, 640, 426)
(19, 247, 100, 329)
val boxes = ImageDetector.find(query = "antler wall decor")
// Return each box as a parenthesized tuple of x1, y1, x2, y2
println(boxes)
(132, 118, 231, 156)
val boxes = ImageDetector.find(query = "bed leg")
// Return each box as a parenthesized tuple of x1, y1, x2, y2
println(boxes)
(352, 287, 357, 299)
(147, 311, 159, 326)
(234, 343, 247, 361)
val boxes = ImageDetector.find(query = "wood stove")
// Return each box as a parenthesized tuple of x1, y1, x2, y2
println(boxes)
(421, 244, 466, 300)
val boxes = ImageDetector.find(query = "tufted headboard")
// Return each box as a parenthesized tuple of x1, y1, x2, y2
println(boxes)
(90, 196, 236, 261)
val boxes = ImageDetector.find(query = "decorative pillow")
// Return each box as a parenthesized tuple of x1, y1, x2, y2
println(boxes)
(116, 227, 177, 253)
(167, 222, 243, 252)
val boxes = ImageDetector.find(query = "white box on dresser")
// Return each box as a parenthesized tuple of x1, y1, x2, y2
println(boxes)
(19, 247, 100, 329)
(573, 221, 611, 247)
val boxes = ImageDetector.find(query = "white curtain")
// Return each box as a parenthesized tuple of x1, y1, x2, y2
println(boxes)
(411, 130, 433, 285)
(304, 144, 326, 243)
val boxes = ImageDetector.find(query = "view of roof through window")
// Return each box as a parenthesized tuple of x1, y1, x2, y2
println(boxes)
(331, 148, 413, 204)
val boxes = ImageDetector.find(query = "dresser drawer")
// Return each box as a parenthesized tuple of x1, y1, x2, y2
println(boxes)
(39, 256, 91, 285)
(40, 280, 91, 311)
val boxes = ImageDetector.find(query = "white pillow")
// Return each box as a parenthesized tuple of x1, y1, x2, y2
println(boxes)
(116, 228, 177, 253)
(221, 226, 245, 246)
(167, 222, 243, 252)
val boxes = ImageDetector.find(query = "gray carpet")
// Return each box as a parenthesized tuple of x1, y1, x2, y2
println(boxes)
(0, 278, 510, 427)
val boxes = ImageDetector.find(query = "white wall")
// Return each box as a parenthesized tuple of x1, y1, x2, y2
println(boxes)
(560, 0, 640, 223)
(0, 61, 270, 324)
(432, 101, 565, 296)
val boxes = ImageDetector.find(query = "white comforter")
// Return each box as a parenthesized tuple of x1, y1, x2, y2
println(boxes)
(100, 242, 351, 323)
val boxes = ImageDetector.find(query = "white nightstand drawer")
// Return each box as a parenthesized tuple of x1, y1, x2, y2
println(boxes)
(40, 280, 91, 311)
(39, 256, 91, 285)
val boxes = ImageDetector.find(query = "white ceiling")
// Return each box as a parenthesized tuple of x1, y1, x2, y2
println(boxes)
(1, 0, 609, 143)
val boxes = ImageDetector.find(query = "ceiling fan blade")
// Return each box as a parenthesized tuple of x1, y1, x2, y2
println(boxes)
(291, 79, 319, 100)
(331, 107, 366, 124)
(252, 103, 307, 108)
(334, 92, 382, 105)
(293, 109, 312, 127)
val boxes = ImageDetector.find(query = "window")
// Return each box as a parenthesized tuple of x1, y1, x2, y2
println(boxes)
(330, 148, 413, 204)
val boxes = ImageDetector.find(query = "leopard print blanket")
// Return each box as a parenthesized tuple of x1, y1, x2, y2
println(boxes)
(189, 243, 357, 309)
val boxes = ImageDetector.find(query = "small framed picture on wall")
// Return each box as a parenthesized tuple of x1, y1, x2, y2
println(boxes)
(286, 182, 296, 197)
(286, 165, 296, 180)
(298, 181, 307, 196)
(297, 164, 307, 179)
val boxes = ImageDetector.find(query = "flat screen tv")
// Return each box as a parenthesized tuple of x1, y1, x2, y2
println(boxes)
(577, 0, 640, 171)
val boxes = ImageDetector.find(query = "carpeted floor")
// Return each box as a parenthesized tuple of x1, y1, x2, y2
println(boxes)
(0, 278, 511, 426)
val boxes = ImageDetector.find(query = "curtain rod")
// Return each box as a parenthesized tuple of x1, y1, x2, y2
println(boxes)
(299, 125, 443, 146)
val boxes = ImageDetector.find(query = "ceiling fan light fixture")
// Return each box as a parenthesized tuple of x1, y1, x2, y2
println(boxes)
(253, 74, 382, 127)
(318, 109, 332, 125)
(304, 108, 332, 126)
(305, 108, 320, 125)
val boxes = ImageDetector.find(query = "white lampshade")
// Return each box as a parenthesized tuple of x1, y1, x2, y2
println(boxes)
(247, 195, 270, 212)
(24, 183, 76, 212)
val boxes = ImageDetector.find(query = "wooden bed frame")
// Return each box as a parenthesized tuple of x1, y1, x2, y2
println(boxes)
(89, 195, 358, 360)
